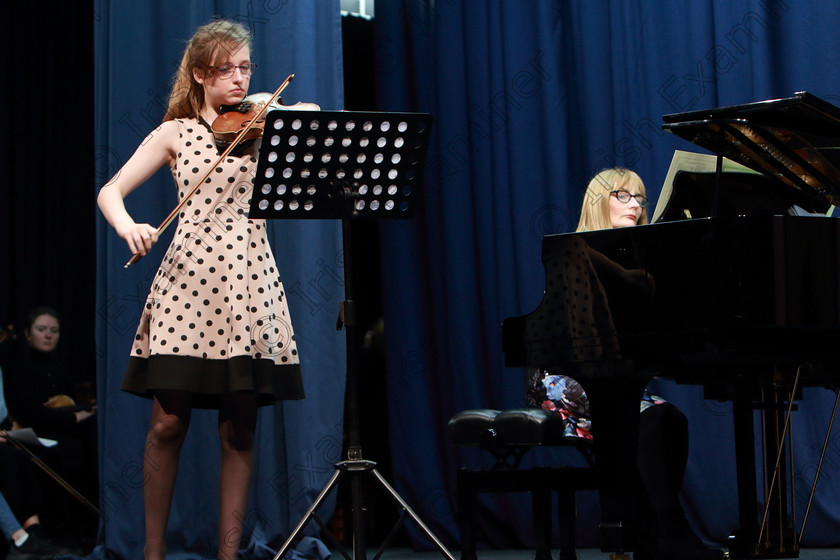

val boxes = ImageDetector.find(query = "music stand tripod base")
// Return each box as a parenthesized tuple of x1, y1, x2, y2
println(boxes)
(271, 460, 455, 560)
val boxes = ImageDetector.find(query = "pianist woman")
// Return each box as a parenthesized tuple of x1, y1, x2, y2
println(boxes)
(526, 168, 723, 560)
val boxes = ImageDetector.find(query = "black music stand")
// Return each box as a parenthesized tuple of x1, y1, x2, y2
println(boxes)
(250, 110, 452, 560)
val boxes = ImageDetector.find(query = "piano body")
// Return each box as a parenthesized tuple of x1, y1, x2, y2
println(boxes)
(502, 92, 840, 559)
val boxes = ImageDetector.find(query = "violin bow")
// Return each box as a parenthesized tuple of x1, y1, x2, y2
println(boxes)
(125, 74, 294, 268)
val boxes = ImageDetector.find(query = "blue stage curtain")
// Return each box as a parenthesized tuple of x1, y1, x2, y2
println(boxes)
(375, 0, 840, 550)
(94, 2, 346, 559)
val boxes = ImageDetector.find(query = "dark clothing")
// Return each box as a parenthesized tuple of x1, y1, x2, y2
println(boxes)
(0, 444, 43, 523)
(3, 348, 87, 433)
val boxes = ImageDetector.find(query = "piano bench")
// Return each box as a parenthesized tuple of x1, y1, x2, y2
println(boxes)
(448, 408, 597, 560)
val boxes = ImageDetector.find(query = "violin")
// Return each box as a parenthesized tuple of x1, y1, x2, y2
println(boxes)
(211, 92, 321, 148)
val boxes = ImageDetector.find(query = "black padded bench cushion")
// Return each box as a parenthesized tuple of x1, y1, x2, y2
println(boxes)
(448, 407, 588, 448)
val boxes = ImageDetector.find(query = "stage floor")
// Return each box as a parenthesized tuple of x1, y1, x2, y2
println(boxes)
(339, 547, 840, 560)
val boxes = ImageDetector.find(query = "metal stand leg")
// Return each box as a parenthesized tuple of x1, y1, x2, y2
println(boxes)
(272, 460, 455, 560)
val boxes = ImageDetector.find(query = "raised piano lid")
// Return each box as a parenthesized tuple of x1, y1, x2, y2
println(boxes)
(661, 91, 840, 211)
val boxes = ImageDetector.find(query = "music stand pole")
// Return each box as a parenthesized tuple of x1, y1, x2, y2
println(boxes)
(338, 200, 368, 560)
(252, 110, 453, 560)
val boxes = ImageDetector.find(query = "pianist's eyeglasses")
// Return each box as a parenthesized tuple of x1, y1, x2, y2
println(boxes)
(610, 190, 648, 208)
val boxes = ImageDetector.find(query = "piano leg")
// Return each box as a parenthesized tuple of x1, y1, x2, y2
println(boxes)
(583, 375, 649, 557)
(729, 377, 800, 559)
(731, 386, 761, 558)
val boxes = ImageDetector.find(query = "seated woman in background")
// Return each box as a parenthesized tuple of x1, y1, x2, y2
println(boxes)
(3, 306, 98, 545)
(527, 168, 723, 560)
(5, 307, 96, 429)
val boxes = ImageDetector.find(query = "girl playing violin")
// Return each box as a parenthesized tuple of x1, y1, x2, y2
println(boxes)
(97, 19, 305, 560)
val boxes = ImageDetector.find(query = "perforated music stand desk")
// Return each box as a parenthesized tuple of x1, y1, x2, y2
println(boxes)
(250, 110, 431, 221)
(252, 110, 447, 560)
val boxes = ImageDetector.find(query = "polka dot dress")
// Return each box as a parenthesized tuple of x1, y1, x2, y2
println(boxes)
(122, 118, 304, 408)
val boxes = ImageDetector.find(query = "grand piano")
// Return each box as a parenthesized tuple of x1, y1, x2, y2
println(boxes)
(502, 92, 840, 559)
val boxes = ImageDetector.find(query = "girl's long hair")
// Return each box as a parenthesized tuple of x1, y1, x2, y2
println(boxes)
(162, 19, 252, 122)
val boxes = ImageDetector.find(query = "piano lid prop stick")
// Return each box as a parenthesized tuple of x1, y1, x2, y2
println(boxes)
(798, 386, 840, 540)
(755, 366, 802, 555)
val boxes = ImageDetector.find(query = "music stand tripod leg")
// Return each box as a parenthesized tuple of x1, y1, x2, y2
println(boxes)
(272, 468, 344, 560)
(369, 468, 456, 560)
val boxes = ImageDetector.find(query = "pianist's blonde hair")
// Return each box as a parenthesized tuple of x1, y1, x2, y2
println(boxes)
(576, 167, 648, 232)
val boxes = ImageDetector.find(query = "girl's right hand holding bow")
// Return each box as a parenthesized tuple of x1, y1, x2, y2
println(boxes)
(115, 220, 159, 256)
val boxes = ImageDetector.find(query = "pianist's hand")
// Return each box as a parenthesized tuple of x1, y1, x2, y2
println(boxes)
(622, 268, 656, 297)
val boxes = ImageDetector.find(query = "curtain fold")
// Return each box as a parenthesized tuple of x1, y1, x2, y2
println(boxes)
(376, 0, 840, 550)
(94, 2, 346, 559)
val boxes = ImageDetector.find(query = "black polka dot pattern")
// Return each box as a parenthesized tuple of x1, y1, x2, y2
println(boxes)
(523, 236, 620, 365)
(131, 118, 299, 367)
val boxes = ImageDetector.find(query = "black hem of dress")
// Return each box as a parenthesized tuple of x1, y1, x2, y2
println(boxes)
(121, 355, 304, 409)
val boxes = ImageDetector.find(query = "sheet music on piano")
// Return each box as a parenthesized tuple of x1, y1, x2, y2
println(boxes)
(652, 150, 758, 223)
